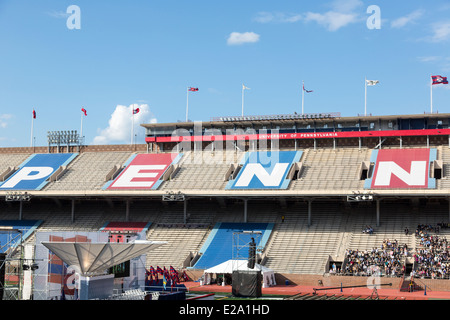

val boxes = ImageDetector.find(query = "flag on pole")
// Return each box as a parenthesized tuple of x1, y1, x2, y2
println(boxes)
(81, 108, 87, 116)
(431, 75, 448, 113)
(31, 109, 36, 147)
(163, 274, 167, 290)
(301, 81, 313, 115)
(364, 78, 379, 116)
(303, 83, 313, 93)
(432, 75, 448, 85)
(366, 80, 379, 86)
(186, 87, 198, 121)
(242, 84, 250, 116)
(133, 108, 140, 114)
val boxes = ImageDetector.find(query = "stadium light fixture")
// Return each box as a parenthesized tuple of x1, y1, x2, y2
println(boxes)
(5, 191, 31, 202)
(347, 191, 374, 202)
(162, 191, 185, 201)
(47, 130, 82, 151)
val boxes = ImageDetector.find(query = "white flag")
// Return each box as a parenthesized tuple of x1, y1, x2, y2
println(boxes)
(366, 80, 379, 86)
(243, 84, 250, 90)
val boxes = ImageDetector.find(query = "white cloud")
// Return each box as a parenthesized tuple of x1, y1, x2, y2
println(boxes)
(302, 0, 363, 31)
(227, 32, 260, 46)
(92, 104, 157, 145)
(0, 114, 13, 129)
(253, 12, 302, 24)
(429, 22, 450, 43)
(253, 1, 364, 32)
(417, 56, 450, 73)
(304, 11, 359, 31)
(46, 10, 70, 19)
(418, 56, 441, 63)
(391, 9, 424, 28)
(329, 0, 363, 13)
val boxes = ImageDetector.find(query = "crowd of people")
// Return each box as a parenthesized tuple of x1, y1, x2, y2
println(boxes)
(415, 223, 440, 237)
(413, 225, 450, 279)
(329, 222, 450, 279)
(340, 239, 407, 277)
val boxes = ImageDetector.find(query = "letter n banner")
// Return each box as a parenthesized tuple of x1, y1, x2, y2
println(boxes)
(364, 148, 436, 189)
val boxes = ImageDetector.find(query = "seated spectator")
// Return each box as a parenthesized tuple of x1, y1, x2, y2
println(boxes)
(362, 225, 374, 234)
(339, 239, 407, 277)
(413, 232, 450, 279)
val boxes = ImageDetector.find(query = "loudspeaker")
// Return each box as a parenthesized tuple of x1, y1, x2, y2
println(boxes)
(0, 253, 6, 300)
(247, 238, 256, 269)
(232, 270, 262, 297)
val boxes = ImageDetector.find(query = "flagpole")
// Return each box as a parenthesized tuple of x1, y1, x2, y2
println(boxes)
(242, 84, 244, 116)
(430, 74, 433, 114)
(302, 81, 305, 115)
(131, 108, 135, 146)
(80, 111, 83, 143)
(365, 77, 367, 117)
(186, 87, 189, 122)
(30, 112, 34, 147)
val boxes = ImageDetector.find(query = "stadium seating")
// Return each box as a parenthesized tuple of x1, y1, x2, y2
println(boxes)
(44, 151, 132, 191)
(2, 146, 450, 280)
(192, 222, 274, 270)
(160, 150, 244, 190)
(290, 147, 370, 190)
(0, 153, 31, 176)
(438, 146, 450, 189)
(263, 202, 344, 274)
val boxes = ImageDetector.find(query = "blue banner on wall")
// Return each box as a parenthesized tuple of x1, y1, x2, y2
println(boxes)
(226, 151, 302, 190)
(0, 153, 77, 190)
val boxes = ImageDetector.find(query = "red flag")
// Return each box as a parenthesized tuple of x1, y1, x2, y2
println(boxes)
(188, 87, 198, 92)
(81, 108, 87, 116)
(32, 109, 36, 119)
(303, 84, 313, 93)
(432, 75, 448, 85)
(133, 108, 140, 114)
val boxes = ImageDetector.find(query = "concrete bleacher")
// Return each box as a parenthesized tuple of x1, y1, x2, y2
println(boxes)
(1, 197, 450, 276)
(438, 146, 450, 189)
(146, 223, 209, 268)
(290, 147, 370, 191)
(1, 146, 449, 193)
(0, 153, 31, 180)
(160, 150, 244, 191)
(44, 151, 132, 191)
(2, 146, 450, 280)
(263, 202, 345, 274)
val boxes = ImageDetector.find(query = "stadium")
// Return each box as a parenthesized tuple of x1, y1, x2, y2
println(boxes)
(1, 111, 450, 301)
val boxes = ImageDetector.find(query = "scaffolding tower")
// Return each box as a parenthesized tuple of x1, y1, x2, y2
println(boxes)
(0, 228, 24, 300)
(231, 230, 262, 272)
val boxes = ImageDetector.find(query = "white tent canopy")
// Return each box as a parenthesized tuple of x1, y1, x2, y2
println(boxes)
(203, 259, 276, 287)
(42, 240, 167, 276)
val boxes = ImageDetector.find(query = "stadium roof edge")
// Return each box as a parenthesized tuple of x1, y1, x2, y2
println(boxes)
(140, 112, 450, 129)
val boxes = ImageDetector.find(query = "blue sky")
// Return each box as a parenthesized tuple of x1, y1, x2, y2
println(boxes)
(1, 0, 450, 147)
